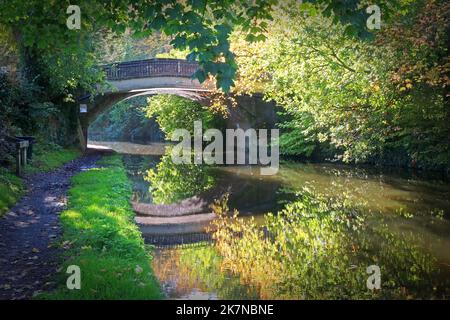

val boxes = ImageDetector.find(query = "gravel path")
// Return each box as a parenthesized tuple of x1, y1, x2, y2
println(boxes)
(0, 152, 101, 300)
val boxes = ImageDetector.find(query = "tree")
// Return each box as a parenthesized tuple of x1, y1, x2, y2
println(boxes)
(0, 25, 17, 71)
(230, 0, 449, 167)
(0, 0, 400, 92)
(145, 94, 219, 138)
(0, 0, 276, 92)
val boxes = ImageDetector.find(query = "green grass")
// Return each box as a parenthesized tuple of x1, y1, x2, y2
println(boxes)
(41, 155, 161, 299)
(0, 168, 24, 217)
(0, 144, 80, 217)
(26, 147, 80, 174)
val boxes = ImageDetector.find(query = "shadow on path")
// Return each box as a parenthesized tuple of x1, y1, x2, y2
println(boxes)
(0, 149, 108, 299)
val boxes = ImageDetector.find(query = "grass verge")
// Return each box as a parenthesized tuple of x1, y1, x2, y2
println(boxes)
(0, 168, 24, 217)
(0, 144, 80, 217)
(26, 145, 80, 174)
(41, 155, 161, 299)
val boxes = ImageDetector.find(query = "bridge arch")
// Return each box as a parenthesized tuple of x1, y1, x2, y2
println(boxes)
(78, 58, 213, 148)
(77, 58, 277, 149)
(85, 88, 211, 125)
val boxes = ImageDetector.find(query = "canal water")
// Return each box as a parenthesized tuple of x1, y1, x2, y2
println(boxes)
(89, 141, 450, 299)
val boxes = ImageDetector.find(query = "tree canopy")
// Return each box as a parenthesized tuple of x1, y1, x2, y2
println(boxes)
(0, 0, 276, 92)
(0, 0, 404, 92)
(229, 0, 449, 167)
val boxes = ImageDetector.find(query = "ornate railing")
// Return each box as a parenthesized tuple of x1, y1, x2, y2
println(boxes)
(103, 58, 199, 81)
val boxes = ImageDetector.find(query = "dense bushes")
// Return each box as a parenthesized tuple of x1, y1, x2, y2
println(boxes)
(0, 72, 81, 167)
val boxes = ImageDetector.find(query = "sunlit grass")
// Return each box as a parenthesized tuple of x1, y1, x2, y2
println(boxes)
(0, 145, 80, 217)
(26, 148, 80, 174)
(0, 168, 24, 217)
(41, 155, 161, 299)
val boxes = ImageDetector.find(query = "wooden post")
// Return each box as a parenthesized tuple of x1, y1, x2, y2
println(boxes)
(16, 147, 21, 176)
(77, 115, 88, 151)
(15, 140, 29, 176)
(22, 147, 27, 166)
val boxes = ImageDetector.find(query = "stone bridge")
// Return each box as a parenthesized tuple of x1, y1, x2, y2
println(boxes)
(78, 58, 276, 148)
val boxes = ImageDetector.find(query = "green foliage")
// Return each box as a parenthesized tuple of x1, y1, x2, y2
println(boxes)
(42, 155, 161, 299)
(266, 11, 390, 162)
(277, 111, 318, 157)
(0, 0, 277, 158)
(145, 94, 218, 138)
(0, 25, 17, 68)
(25, 145, 80, 174)
(178, 246, 260, 299)
(211, 190, 448, 299)
(0, 168, 24, 217)
(232, 0, 450, 168)
(155, 48, 190, 59)
(0, 0, 276, 92)
(145, 152, 214, 204)
(89, 97, 164, 143)
(0, 67, 81, 151)
(2, 0, 416, 150)
(0, 73, 33, 136)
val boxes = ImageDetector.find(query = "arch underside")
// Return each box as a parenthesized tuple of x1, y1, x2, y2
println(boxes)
(86, 87, 212, 125)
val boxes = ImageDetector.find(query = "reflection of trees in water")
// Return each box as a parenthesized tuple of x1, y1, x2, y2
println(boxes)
(144, 156, 293, 215)
(152, 249, 208, 298)
(210, 168, 286, 215)
(152, 247, 259, 299)
(276, 164, 450, 267)
(278, 162, 450, 218)
(126, 154, 449, 218)
(210, 189, 450, 299)
(145, 153, 215, 205)
(131, 180, 153, 203)
(137, 156, 450, 298)
(123, 154, 161, 203)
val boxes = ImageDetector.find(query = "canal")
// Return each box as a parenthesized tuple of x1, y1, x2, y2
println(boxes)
(90, 141, 450, 299)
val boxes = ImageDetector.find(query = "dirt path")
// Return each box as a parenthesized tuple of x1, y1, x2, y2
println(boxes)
(0, 152, 101, 300)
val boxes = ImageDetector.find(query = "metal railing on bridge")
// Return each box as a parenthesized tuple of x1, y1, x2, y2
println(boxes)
(103, 58, 199, 81)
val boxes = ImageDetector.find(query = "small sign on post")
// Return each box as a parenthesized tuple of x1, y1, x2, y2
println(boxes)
(80, 104, 87, 113)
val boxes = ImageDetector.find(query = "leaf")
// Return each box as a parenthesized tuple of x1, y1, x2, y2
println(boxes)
(149, 16, 166, 29)
(193, 69, 207, 83)
(190, 0, 206, 10)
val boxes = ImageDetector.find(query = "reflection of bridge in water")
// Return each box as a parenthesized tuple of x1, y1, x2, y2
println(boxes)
(143, 233, 213, 249)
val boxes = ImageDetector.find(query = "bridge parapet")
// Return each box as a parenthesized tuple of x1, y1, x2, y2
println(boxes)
(103, 58, 199, 81)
